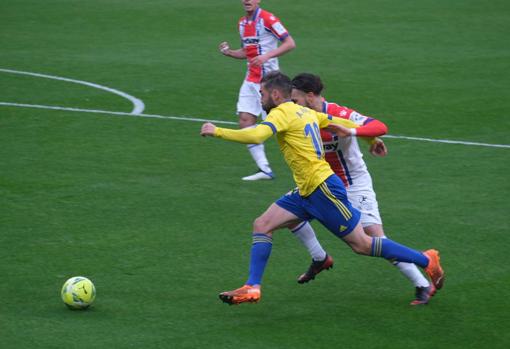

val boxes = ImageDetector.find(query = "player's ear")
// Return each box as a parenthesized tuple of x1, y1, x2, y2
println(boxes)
(271, 88, 280, 100)
(305, 92, 315, 104)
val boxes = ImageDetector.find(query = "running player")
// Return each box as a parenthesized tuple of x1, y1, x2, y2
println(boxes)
(289, 73, 435, 305)
(200, 72, 444, 305)
(219, 0, 296, 180)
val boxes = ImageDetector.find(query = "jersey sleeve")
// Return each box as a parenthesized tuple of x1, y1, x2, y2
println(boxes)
(317, 111, 379, 145)
(347, 110, 388, 137)
(327, 102, 388, 137)
(353, 118, 388, 137)
(348, 110, 372, 126)
(316, 111, 358, 129)
(262, 108, 289, 133)
(214, 124, 273, 144)
(261, 11, 289, 40)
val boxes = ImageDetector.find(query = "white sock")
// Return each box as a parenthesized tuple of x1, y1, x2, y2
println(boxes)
(292, 222, 327, 261)
(247, 143, 271, 174)
(394, 262, 430, 288)
(381, 235, 430, 288)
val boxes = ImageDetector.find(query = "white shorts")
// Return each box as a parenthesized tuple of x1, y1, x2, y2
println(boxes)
(347, 186, 382, 227)
(237, 80, 264, 118)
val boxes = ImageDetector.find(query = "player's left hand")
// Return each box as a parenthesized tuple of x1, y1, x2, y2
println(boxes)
(249, 54, 269, 67)
(326, 123, 353, 137)
(201, 122, 216, 137)
(370, 138, 388, 157)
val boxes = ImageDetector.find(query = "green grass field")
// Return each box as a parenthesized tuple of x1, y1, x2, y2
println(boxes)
(1, 1, 509, 348)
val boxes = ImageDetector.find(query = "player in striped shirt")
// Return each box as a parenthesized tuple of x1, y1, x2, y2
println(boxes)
(219, 0, 296, 181)
(289, 73, 435, 305)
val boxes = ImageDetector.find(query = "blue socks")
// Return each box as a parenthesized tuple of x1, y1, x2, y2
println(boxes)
(371, 237, 428, 268)
(246, 233, 273, 286)
(245, 235, 428, 286)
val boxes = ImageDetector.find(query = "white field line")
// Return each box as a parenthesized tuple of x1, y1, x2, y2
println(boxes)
(0, 102, 237, 125)
(1, 101, 509, 149)
(382, 135, 510, 149)
(0, 68, 145, 114)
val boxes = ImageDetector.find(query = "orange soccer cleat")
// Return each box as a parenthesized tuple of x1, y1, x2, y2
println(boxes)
(423, 249, 445, 290)
(219, 285, 261, 305)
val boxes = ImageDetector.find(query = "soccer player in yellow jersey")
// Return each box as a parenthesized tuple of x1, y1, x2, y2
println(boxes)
(200, 72, 444, 305)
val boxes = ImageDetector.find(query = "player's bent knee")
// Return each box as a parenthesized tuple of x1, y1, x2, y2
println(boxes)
(345, 233, 373, 255)
(363, 224, 384, 237)
(253, 216, 271, 234)
(349, 243, 367, 255)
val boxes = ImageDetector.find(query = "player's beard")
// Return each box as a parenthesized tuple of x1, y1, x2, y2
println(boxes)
(262, 96, 276, 113)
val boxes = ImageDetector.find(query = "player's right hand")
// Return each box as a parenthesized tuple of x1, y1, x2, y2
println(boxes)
(370, 138, 388, 157)
(201, 122, 217, 137)
(219, 42, 230, 55)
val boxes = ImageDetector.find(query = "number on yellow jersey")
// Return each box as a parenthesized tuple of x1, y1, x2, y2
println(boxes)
(304, 122, 324, 159)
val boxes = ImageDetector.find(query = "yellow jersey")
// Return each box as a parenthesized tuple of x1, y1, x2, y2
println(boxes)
(214, 101, 360, 196)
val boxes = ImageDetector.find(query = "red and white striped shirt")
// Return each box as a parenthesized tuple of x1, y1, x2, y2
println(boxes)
(321, 101, 387, 188)
(238, 8, 289, 83)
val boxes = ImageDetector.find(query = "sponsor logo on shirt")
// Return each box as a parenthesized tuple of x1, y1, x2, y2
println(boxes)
(243, 37, 260, 45)
(350, 111, 368, 124)
(323, 141, 339, 152)
(272, 22, 287, 36)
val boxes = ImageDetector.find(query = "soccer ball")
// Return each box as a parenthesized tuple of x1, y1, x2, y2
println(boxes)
(61, 276, 96, 309)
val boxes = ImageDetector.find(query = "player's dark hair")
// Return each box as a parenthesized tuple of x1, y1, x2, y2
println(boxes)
(291, 73, 324, 95)
(261, 71, 292, 98)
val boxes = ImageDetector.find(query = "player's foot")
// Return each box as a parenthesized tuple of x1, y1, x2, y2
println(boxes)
(297, 255, 334, 284)
(410, 285, 436, 305)
(242, 171, 274, 181)
(219, 285, 261, 305)
(423, 249, 445, 290)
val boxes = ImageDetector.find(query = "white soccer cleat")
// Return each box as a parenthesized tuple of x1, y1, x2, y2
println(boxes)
(242, 171, 274, 181)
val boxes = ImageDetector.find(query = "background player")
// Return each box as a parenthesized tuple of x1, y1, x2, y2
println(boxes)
(219, 0, 296, 180)
(289, 73, 435, 305)
(200, 72, 444, 305)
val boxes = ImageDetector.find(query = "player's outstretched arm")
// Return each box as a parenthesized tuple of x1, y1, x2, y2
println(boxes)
(318, 113, 378, 145)
(201, 122, 273, 144)
(353, 119, 388, 137)
(219, 42, 246, 59)
(320, 114, 358, 133)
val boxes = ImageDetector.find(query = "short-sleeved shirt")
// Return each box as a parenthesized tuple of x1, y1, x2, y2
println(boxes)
(238, 8, 289, 83)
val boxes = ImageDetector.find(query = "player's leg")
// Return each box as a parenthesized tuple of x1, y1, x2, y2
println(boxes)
(237, 81, 273, 180)
(219, 193, 306, 305)
(246, 203, 302, 285)
(330, 222, 425, 266)
(351, 189, 434, 304)
(342, 227, 444, 290)
(364, 224, 434, 304)
(290, 221, 333, 283)
(309, 176, 444, 290)
(291, 221, 327, 262)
